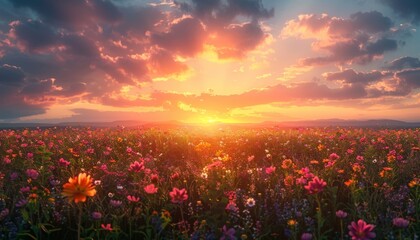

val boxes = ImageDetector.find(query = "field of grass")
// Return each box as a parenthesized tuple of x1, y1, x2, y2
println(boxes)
(0, 126, 419, 239)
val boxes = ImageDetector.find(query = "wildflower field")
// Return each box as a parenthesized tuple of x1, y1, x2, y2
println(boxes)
(0, 126, 419, 240)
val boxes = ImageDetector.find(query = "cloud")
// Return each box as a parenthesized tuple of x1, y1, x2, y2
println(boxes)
(174, 0, 273, 58)
(211, 21, 266, 59)
(176, 0, 274, 23)
(282, 11, 399, 66)
(385, 56, 420, 70)
(396, 68, 420, 88)
(0, 64, 25, 86)
(148, 49, 189, 76)
(324, 69, 387, 84)
(151, 17, 207, 57)
(8, 0, 121, 29)
(8, 19, 58, 52)
(380, 0, 420, 23)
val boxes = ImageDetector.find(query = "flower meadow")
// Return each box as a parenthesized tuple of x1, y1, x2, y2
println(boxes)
(0, 126, 419, 240)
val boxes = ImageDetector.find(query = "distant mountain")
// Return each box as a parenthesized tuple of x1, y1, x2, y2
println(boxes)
(0, 119, 419, 129)
(267, 119, 420, 128)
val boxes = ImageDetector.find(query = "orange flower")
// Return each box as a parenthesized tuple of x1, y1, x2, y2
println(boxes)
(62, 173, 96, 203)
(281, 159, 294, 169)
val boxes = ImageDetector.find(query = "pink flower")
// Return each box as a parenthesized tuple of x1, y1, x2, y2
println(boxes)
(169, 187, 188, 204)
(59, 158, 70, 167)
(144, 184, 158, 194)
(392, 217, 409, 228)
(225, 201, 239, 212)
(336, 210, 348, 218)
(348, 219, 376, 240)
(3, 157, 11, 164)
(127, 195, 140, 202)
(128, 160, 144, 172)
(26, 169, 39, 180)
(265, 166, 276, 175)
(101, 223, 113, 231)
(304, 176, 327, 194)
(329, 153, 340, 160)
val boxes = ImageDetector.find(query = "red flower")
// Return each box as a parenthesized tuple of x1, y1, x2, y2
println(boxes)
(144, 184, 158, 194)
(101, 223, 113, 231)
(304, 176, 326, 194)
(169, 187, 188, 204)
(348, 219, 376, 240)
(127, 195, 140, 202)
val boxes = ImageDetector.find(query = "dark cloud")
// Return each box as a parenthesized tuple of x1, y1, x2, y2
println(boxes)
(8, 0, 121, 28)
(325, 69, 386, 84)
(301, 38, 398, 65)
(349, 11, 392, 33)
(176, 0, 273, 22)
(0, 64, 25, 86)
(380, 0, 420, 23)
(365, 38, 397, 55)
(212, 21, 265, 59)
(385, 56, 420, 70)
(151, 17, 207, 57)
(8, 19, 57, 52)
(396, 68, 420, 88)
(61, 34, 100, 58)
(225, 0, 274, 19)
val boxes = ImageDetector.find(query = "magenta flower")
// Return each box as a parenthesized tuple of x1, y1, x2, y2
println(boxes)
(128, 160, 144, 172)
(220, 225, 236, 240)
(392, 217, 409, 228)
(304, 176, 327, 194)
(265, 166, 276, 175)
(348, 219, 376, 240)
(169, 187, 188, 204)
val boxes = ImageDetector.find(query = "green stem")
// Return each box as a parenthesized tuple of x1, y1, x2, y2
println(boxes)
(340, 219, 344, 240)
(77, 204, 82, 240)
(315, 194, 322, 240)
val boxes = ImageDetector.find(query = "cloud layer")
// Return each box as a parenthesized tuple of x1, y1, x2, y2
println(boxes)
(0, 0, 419, 122)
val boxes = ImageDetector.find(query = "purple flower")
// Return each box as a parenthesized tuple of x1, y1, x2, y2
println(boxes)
(110, 200, 123, 207)
(301, 233, 313, 240)
(15, 199, 28, 208)
(348, 219, 376, 240)
(336, 210, 348, 219)
(92, 211, 102, 220)
(220, 225, 236, 240)
(392, 217, 409, 228)
(10, 172, 18, 181)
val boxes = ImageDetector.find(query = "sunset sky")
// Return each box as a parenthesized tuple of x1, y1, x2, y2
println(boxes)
(1, 0, 420, 123)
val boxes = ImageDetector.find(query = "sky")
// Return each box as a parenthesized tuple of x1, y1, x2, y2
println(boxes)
(0, 0, 420, 124)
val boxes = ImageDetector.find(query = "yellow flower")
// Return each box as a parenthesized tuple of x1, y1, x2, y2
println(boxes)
(62, 173, 96, 203)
